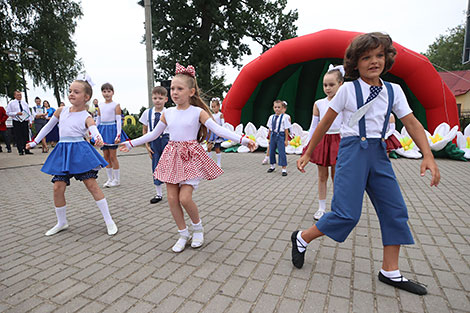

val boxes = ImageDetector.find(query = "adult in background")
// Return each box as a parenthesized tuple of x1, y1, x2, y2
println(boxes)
(32, 96, 49, 153)
(0, 105, 12, 153)
(6, 90, 33, 155)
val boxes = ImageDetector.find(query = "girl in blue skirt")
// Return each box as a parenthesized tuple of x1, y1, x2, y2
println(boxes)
(27, 77, 118, 236)
(292, 32, 440, 295)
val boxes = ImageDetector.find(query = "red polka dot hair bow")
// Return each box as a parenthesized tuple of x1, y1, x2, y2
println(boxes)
(175, 63, 196, 77)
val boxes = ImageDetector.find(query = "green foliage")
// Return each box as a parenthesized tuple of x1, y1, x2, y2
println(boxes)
(140, 0, 298, 98)
(423, 24, 470, 71)
(0, 0, 83, 102)
(123, 122, 143, 140)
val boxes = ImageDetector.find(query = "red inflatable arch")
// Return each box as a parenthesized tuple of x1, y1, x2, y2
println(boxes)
(222, 29, 459, 133)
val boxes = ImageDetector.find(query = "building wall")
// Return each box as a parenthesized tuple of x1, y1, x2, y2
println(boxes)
(456, 92, 470, 116)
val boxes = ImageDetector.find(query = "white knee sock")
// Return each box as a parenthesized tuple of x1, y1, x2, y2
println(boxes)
(96, 198, 114, 225)
(296, 231, 308, 253)
(216, 153, 221, 166)
(380, 269, 408, 282)
(55, 205, 67, 226)
(106, 168, 113, 181)
(318, 199, 326, 211)
(113, 169, 120, 182)
(155, 185, 162, 197)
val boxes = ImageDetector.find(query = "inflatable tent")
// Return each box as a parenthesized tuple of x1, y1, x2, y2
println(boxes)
(222, 29, 459, 133)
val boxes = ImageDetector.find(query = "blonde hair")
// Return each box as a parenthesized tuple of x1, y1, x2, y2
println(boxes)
(74, 80, 93, 102)
(175, 73, 213, 142)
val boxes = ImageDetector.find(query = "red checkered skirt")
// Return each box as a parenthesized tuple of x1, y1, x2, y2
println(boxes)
(302, 133, 341, 167)
(154, 140, 224, 184)
(385, 134, 402, 152)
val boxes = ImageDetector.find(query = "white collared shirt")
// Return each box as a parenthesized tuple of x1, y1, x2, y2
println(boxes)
(6, 99, 32, 122)
(329, 78, 412, 138)
(267, 114, 291, 132)
(139, 107, 168, 134)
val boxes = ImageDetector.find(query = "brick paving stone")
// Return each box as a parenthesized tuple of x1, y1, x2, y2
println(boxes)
(1, 151, 469, 312)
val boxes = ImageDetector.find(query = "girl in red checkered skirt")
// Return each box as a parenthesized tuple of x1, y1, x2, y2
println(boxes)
(121, 63, 256, 252)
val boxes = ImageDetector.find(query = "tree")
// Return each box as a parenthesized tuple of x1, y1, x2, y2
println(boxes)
(424, 24, 470, 72)
(0, 0, 83, 103)
(142, 0, 298, 99)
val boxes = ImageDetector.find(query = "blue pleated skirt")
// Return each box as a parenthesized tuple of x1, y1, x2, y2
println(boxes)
(41, 139, 108, 175)
(98, 122, 129, 144)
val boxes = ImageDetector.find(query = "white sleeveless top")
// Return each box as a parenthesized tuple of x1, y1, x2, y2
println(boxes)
(164, 105, 202, 141)
(316, 98, 342, 134)
(99, 101, 118, 122)
(59, 107, 90, 138)
(212, 112, 223, 126)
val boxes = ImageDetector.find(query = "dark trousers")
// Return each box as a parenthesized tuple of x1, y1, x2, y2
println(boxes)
(0, 130, 11, 151)
(12, 120, 30, 153)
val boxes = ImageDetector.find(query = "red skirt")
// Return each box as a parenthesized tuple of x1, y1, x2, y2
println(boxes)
(385, 134, 402, 152)
(302, 133, 341, 167)
(154, 140, 223, 184)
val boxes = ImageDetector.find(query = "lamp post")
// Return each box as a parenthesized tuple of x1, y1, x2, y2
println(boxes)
(144, 0, 154, 108)
(3, 46, 38, 103)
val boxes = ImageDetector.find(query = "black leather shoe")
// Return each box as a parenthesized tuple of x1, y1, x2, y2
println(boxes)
(7, 149, 12, 153)
(291, 231, 306, 269)
(282, 172, 287, 176)
(150, 195, 162, 204)
(378, 272, 427, 295)
(267, 168, 275, 173)
(19, 151, 24, 155)
(25, 150, 33, 154)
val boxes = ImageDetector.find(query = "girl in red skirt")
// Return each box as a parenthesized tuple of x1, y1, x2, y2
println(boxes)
(120, 64, 255, 253)
(303, 66, 344, 220)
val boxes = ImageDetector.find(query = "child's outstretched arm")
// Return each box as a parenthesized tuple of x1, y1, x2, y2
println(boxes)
(297, 108, 338, 172)
(26, 108, 62, 149)
(119, 114, 167, 152)
(400, 113, 440, 187)
(201, 111, 256, 151)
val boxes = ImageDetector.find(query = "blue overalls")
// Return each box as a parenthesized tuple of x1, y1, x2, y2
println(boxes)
(269, 114, 287, 166)
(315, 80, 414, 246)
(149, 109, 169, 186)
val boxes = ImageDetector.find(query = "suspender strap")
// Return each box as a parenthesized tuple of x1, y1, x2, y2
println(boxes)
(148, 108, 153, 131)
(277, 114, 284, 133)
(353, 80, 368, 149)
(381, 82, 394, 141)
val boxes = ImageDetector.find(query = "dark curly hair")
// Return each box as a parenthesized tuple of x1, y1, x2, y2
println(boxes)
(344, 32, 397, 80)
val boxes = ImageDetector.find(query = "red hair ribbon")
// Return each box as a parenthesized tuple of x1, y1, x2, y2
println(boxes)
(175, 63, 196, 77)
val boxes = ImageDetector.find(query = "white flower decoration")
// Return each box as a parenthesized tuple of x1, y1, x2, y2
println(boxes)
(394, 127, 422, 159)
(456, 124, 470, 159)
(238, 122, 258, 153)
(424, 122, 458, 151)
(286, 123, 308, 154)
(221, 124, 243, 148)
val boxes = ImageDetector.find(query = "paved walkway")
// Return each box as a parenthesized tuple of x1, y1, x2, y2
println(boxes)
(0, 147, 469, 313)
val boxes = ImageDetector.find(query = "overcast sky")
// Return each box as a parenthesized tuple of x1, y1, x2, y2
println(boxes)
(2, 0, 467, 113)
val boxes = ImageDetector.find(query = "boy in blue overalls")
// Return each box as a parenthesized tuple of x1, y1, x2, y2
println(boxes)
(267, 100, 291, 176)
(139, 86, 169, 203)
(292, 32, 440, 295)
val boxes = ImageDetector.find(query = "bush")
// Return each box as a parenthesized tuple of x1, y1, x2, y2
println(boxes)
(123, 123, 143, 140)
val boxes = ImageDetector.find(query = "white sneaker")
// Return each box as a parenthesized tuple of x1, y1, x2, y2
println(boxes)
(191, 229, 204, 248)
(103, 179, 112, 188)
(313, 209, 325, 221)
(107, 179, 120, 187)
(106, 222, 118, 235)
(45, 224, 69, 236)
(172, 235, 191, 253)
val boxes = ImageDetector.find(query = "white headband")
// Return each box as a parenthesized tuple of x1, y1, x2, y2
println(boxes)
(282, 101, 288, 106)
(211, 97, 220, 102)
(76, 73, 95, 87)
(328, 64, 345, 77)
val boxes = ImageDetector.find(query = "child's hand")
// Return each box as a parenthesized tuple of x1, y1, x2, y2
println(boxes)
(247, 140, 257, 152)
(284, 140, 288, 147)
(420, 156, 440, 187)
(297, 155, 310, 173)
(147, 147, 154, 159)
(114, 134, 121, 144)
(119, 141, 132, 152)
(94, 137, 104, 148)
(26, 143, 32, 150)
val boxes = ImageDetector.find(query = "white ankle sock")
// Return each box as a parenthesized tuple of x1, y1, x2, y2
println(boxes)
(216, 153, 221, 166)
(318, 199, 326, 211)
(296, 231, 307, 253)
(155, 185, 162, 197)
(270, 164, 275, 169)
(208, 151, 213, 158)
(55, 205, 67, 226)
(380, 269, 408, 282)
(178, 227, 190, 238)
(106, 168, 113, 181)
(191, 220, 204, 242)
(96, 198, 114, 225)
(113, 169, 120, 181)
(282, 168, 287, 173)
